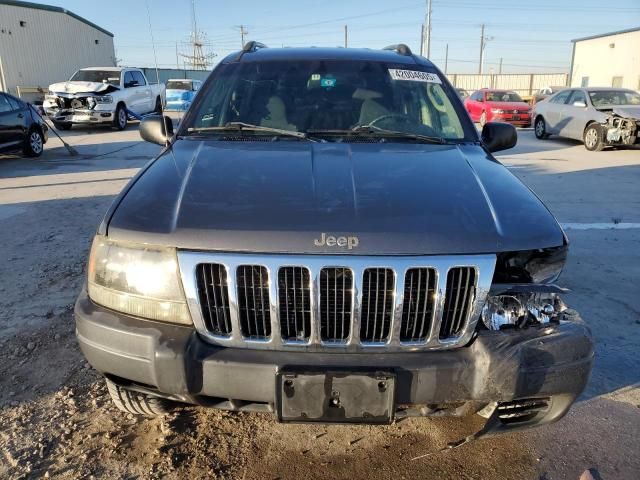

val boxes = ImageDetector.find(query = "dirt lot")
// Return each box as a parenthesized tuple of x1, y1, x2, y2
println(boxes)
(1, 124, 639, 479)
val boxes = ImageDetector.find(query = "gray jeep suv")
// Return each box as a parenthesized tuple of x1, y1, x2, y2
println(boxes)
(75, 43, 593, 435)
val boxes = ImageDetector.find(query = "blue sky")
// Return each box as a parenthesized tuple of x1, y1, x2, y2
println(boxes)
(43, 0, 640, 73)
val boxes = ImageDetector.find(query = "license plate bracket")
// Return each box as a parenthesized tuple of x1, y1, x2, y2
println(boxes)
(277, 371, 395, 424)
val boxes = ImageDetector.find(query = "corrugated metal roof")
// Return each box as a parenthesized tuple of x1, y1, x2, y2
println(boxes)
(571, 26, 640, 43)
(0, 0, 114, 37)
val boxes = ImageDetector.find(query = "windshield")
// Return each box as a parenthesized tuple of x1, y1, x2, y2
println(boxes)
(183, 60, 470, 141)
(589, 90, 640, 107)
(486, 91, 524, 102)
(166, 80, 194, 90)
(70, 70, 120, 86)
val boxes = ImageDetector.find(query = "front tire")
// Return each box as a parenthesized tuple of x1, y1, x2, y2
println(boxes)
(583, 123, 604, 151)
(479, 111, 487, 128)
(534, 116, 549, 139)
(105, 378, 173, 417)
(113, 104, 128, 131)
(23, 128, 44, 157)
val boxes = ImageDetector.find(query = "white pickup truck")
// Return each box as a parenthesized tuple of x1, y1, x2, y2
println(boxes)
(43, 67, 165, 130)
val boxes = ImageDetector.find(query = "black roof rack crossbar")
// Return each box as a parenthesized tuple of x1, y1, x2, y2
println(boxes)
(383, 44, 413, 56)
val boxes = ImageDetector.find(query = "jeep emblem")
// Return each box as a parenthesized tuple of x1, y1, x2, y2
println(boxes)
(314, 233, 359, 250)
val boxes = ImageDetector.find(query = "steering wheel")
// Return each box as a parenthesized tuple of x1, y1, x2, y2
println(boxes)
(364, 113, 413, 128)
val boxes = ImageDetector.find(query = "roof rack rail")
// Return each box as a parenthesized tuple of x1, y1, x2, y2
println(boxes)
(383, 44, 413, 56)
(242, 41, 268, 53)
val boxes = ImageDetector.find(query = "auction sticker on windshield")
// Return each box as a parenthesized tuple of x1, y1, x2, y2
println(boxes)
(388, 69, 442, 83)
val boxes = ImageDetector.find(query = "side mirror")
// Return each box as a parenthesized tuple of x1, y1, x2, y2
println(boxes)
(481, 122, 517, 153)
(573, 101, 586, 108)
(140, 115, 174, 146)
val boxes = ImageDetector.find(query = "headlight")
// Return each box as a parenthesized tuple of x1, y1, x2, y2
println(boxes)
(491, 108, 505, 114)
(481, 292, 564, 330)
(95, 95, 113, 104)
(87, 236, 192, 325)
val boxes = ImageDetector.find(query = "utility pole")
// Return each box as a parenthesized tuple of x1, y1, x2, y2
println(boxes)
(478, 24, 485, 74)
(499, 57, 503, 74)
(176, 42, 179, 69)
(420, 23, 424, 56)
(444, 43, 449, 74)
(237, 25, 248, 48)
(422, 0, 432, 58)
(478, 24, 493, 74)
(344, 25, 348, 48)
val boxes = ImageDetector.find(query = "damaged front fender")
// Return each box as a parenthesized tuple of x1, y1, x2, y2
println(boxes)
(601, 107, 640, 145)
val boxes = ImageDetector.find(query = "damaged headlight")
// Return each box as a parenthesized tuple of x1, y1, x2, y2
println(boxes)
(87, 97, 97, 109)
(95, 95, 113, 104)
(87, 236, 192, 325)
(481, 291, 565, 330)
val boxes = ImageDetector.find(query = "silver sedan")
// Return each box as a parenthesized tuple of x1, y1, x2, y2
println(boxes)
(532, 87, 640, 151)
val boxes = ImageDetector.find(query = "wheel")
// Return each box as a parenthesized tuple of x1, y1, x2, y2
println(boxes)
(113, 104, 128, 130)
(23, 128, 44, 157)
(154, 96, 163, 113)
(479, 111, 487, 128)
(583, 123, 604, 151)
(53, 122, 72, 131)
(534, 116, 549, 139)
(105, 378, 172, 417)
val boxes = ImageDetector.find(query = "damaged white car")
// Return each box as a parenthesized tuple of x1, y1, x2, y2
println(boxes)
(43, 67, 165, 130)
(533, 87, 640, 151)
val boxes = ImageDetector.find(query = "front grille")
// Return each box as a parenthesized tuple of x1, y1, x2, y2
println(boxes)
(278, 267, 312, 342)
(400, 268, 437, 342)
(319, 268, 353, 342)
(187, 254, 493, 351)
(360, 268, 394, 343)
(440, 267, 476, 339)
(195, 263, 232, 336)
(237, 265, 271, 339)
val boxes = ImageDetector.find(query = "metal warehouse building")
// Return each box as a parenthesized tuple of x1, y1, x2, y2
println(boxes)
(570, 27, 640, 90)
(0, 0, 115, 99)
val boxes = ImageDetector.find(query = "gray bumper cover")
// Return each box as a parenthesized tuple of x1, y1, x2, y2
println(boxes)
(75, 290, 593, 423)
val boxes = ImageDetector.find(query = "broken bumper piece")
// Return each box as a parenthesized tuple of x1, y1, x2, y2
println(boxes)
(75, 289, 593, 434)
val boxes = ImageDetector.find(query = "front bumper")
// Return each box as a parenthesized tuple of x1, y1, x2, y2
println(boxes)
(75, 290, 593, 431)
(45, 108, 114, 124)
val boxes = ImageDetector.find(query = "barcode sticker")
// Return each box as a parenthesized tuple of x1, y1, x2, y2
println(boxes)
(388, 69, 442, 83)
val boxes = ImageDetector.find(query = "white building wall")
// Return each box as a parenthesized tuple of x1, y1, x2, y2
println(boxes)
(0, 3, 115, 95)
(571, 30, 640, 90)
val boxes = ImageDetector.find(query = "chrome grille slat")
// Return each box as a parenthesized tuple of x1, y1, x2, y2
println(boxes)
(278, 267, 311, 342)
(237, 265, 271, 339)
(400, 268, 437, 343)
(440, 267, 476, 339)
(180, 253, 494, 352)
(195, 263, 232, 336)
(360, 268, 394, 343)
(319, 267, 353, 342)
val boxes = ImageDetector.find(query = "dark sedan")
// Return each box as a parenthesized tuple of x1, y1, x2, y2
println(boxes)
(0, 92, 48, 157)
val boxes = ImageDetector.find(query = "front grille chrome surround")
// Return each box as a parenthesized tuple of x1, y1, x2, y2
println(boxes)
(178, 253, 495, 352)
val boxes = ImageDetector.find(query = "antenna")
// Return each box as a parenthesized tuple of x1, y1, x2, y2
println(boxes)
(179, 0, 217, 70)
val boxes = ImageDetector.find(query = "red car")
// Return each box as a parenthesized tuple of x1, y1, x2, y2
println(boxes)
(464, 89, 532, 127)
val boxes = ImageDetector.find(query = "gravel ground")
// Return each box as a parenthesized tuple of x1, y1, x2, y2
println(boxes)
(0, 124, 638, 479)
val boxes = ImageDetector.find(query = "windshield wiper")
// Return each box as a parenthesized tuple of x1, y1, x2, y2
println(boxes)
(306, 126, 445, 144)
(186, 122, 313, 141)
(350, 124, 446, 144)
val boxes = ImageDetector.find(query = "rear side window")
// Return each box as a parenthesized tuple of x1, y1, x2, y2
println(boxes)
(550, 90, 571, 104)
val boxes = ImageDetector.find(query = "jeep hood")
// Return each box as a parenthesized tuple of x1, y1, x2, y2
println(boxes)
(49, 81, 119, 95)
(107, 141, 564, 255)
